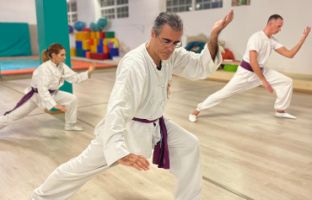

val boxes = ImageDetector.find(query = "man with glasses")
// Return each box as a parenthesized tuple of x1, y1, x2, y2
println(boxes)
(32, 10, 233, 200)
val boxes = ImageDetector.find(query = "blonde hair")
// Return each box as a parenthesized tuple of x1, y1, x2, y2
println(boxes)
(41, 43, 65, 62)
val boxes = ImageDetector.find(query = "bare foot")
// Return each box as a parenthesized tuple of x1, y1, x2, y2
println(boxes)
(192, 110, 200, 116)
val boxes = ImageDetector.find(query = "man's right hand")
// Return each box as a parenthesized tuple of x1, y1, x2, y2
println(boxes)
(262, 80, 273, 93)
(54, 104, 67, 112)
(118, 153, 150, 171)
(211, 9, 234, 35)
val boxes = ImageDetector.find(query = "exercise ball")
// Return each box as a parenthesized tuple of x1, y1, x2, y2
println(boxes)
(74, 21, 86, 31)
(97, 17, 108, 29)
(90, 22, 100, 32)
(68, 25, 74, 33)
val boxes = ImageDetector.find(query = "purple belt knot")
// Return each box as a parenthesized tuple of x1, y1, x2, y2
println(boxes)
(4, 87, 56, 116)
(132, 116, 170, 169)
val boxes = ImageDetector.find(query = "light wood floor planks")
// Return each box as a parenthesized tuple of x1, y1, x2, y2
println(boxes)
(0, 68, 311, 200)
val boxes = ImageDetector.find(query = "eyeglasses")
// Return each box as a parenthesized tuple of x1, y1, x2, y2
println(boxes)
(158, 37, 182, 48)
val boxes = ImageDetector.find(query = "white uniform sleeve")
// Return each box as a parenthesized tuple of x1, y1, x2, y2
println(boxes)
(271, 37, 284, 49)
(62, 64, 89, 84)
(171, 45, 222, 80)
(95, 59, 146, 167)
(247, 34, 262, 52)
(35, 68, 57, 110)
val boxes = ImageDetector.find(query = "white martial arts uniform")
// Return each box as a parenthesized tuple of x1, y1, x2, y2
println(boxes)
(32, 43, 222, 200)
(0, 60, 89, 129)
(197, 31, 293, 112)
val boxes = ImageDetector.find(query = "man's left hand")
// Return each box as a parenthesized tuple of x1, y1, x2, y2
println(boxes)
(303, 26, 311, 38)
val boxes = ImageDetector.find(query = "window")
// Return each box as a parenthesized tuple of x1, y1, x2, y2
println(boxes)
(67, 0, 78, 24)
(166, 0, 223, 13)
(99, 0, 129, 19)
(195, 0, 223, 10)
(167, 0, 192, 12)
(232, 0, 250, 6)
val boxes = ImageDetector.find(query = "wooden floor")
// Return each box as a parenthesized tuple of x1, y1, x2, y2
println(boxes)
(0, 68, 311, 200)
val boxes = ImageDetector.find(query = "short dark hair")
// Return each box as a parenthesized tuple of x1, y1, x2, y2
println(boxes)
(267, 14, 283, 23)
(152, 12, 183, 36)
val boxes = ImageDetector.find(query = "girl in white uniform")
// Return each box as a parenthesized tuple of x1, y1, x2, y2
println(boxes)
(189, 14, 311, 122)
(0, 43, 95, 131)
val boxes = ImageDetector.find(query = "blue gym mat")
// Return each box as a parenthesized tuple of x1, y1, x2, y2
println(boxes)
(0, 59, 40, 70)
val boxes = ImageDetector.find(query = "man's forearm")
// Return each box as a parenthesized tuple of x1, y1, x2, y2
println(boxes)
(207, 10, 234, 60)
(288, 36, 307, 57)
(207, 32, 219, 60)
(249, 61, 266, 81)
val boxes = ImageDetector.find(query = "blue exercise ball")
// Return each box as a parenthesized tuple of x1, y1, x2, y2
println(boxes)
(97, 17, 108, 29)
(68, 25, 74, 33)
(74, 21, 86, 31)
(90, 22, 100, 32)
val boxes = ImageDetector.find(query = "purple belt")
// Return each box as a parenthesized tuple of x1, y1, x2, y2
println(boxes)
(240, 60, 254, 72)
(4, 87, 56, 116)
(240, 60, 263, 72)
(239, 60, 263, 72)
(132, 116, 170, 169)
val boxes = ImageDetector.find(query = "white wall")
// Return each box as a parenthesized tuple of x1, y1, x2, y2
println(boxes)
(1, 0, 311, 74)
(0, 0, 37, 24)
(90, 0, 162, 54)
(76, 0, 97, 25)
(87, 0, 312, 75)
(178, 0, 312, 75)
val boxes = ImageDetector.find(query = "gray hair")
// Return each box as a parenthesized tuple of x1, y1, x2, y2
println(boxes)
(152, 12, 183, 36)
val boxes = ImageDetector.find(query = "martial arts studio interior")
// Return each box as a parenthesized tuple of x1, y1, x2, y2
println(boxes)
(0, 0, 312, 199)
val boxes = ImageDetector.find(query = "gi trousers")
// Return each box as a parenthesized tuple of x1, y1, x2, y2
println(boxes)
(0, 91, 78, 130)
(197, 66, 293, 111)
(32, 119, 202, 200)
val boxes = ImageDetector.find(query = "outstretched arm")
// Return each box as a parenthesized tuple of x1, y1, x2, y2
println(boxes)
(208, 10, 234, 60)
(276, 26, 311, 58)
(172, 10, 233, 80)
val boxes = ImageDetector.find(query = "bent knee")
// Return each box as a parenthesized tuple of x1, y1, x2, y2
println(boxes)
(282, 76, 293, 86)
(68, 94, 78, 105)
(186, 134, 200, 150)
(288, 78, 293, 87)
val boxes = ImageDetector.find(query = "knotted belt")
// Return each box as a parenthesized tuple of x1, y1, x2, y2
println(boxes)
(132, 116, 170, 169)
(4, 87, 56, 116)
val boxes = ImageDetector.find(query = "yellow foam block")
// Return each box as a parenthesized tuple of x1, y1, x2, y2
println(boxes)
(90, 32, 96, 38)
(75, 32, 83, 40)
(70, 48, 76, 56)
(90, 45, 97, 53)
(82, 40, 90, 50)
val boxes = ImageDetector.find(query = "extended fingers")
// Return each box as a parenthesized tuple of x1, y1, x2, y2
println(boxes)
(129, 155, 149, 170)
(224, 10, 234, 25)
(119, 154, 150, 171)
(219, 10, 234, 29)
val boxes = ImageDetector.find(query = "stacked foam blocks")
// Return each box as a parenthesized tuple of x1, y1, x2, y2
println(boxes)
(71, 31, 119, 60)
